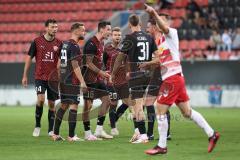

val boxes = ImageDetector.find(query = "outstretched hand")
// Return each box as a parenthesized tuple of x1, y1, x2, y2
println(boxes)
(144, 3, 155, 15)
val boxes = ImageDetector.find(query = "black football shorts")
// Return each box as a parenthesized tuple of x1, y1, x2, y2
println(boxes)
(35, 79, 59, 101)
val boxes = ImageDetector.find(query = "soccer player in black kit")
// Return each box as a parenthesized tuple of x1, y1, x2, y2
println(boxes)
(112, 14, 159, 143)
(52, 23, 87, 142)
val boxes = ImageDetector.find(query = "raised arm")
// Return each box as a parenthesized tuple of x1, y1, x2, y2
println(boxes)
(144, 4, 169, 34)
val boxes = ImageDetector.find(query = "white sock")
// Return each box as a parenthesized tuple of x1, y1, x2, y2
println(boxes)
(96, 125, 103, 131)
(191, 109, 214, 137)
(135, 128, 139, 133)
(157, 115, 168, 148)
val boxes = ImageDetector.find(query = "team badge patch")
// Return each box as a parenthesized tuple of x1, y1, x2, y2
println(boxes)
(53, 46, 58, 51)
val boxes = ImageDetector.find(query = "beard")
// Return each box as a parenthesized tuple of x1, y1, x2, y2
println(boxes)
(49, 32, 56, 37)
(78, 36, 84, 40)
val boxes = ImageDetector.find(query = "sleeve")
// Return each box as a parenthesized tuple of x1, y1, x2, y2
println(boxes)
(119, 35, 133, 55)
(83, 41, 97, 56)
(166, 28, 178, 39)
(151, 37, 158, 53)
(166, 28, 179, 50)
(56, 41, 63, 58)
(69, 44, 80, 60)
(102, 51, 108, 69)
(28, 41, 37, 58)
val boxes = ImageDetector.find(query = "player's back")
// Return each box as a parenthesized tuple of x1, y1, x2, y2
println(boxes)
(60, 39, 81, 84)
(123, 31, 156, 73)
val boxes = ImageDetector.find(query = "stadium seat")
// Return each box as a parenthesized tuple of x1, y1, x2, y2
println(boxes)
(172, 0, 188, 8)
(172, 19, 182, 28)
(180, 40, 188, 50)
(219, 51, 230, 60)
(195, 0, 208, 6)
(188, 40, 198, 50)
(199, 40, 208, 50)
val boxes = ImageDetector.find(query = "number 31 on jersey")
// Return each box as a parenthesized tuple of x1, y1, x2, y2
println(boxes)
(137, 42, 149, 61)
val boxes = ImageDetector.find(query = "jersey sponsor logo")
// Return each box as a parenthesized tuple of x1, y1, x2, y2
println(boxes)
(43, 51, 54, 62)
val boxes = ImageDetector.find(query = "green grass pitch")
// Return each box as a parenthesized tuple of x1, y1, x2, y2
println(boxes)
(0, 106, 239, 160)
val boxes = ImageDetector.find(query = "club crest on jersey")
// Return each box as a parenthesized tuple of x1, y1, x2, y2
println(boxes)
(158, 47, 164, 54)
(53, 46, 58, 51)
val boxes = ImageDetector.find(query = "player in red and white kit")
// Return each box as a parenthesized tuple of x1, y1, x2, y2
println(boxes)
(144, 18, 172, 141)
(22, 19, 62, 137)
(141, 4, 220, 155)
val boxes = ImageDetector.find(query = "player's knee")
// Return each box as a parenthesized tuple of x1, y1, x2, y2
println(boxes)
(182, 110, 191, 118)
(37, 94, 45, 105)
(110, 100, 117, 106)
(61, 104, 68, 110)
(136, 111, 145, 121)
(37, 99, 45, 106)
(69, 105, 78, 111)
(102, 95, 110, 104)
(48, 100, 55, 110)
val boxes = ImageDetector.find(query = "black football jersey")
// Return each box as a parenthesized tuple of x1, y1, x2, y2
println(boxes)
(60, 39, 81, 84)
(120, 31, 157, 73)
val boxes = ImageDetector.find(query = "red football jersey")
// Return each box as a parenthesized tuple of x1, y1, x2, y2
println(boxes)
(28, 35, 62, 81)
(83, 36, 104, 83)
(104, 43, 127, 86)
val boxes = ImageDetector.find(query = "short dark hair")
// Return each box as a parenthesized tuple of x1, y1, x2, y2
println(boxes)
(128, 14, 140, 27)
(71, 22, 84, 32)
(148, 18, 156, 26)
(45, 19, 57, 27)
(159, 13, 171, 20)
(98, 21, 111, 32)
(112, 27, 121, 32)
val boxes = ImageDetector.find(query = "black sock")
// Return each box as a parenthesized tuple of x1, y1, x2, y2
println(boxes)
(146, 105, 155, 136)
(53, 108, 66, 135)
(97, 115, 106, 126)
(35, 105, 43, 127)
(133, 118, 138, 129)
(83, 121, 91, 131)
(115, 103, 128, 122)
(68, 109, 77, 138)
(48, 110, 55, 133)
(109, 105, 117, 128)
(166, 110, 171, 136)
(137, 120, 146, 134)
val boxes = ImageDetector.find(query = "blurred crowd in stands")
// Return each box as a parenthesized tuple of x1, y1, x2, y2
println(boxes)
(145, 0, 240, 60)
